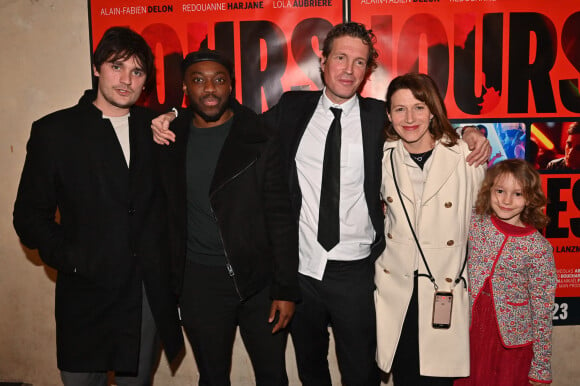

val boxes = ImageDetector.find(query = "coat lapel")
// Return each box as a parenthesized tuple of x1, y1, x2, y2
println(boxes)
(285, 92, 321, 198)
(422, 144, 461, 204)
(360, 96, 379, 201)
(289, 92, 321, 160)
(392, 143, 417, 205)
(83, 111, 129, 202)
(161, 113, 190, 222)
(128, 111, 146, 196)
(210, 111, 265, 195)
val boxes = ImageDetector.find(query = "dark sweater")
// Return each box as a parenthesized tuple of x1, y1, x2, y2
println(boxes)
(186, 119, 232, 266)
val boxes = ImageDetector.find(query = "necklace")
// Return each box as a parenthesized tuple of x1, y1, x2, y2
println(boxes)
(409, 149, 434, 169)
(409, 149, 433, 162)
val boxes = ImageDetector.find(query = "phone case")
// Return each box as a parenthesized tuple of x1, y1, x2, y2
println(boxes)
(432, 291, 453, 329)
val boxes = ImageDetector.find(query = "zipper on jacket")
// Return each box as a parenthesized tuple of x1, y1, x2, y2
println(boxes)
(225, 262, 235, 277)
(210, 158, 258, 195)
(209, 157, 258, 302)
(211, 206, 244, 301)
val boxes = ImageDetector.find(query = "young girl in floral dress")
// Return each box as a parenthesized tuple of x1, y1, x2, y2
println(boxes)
(456, 159, 556, 385)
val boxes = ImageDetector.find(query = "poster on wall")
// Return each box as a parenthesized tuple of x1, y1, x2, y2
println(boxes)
(351, 0, 580, 325)
(351, 0, 580, 119)
(542, 173, 580, 325)
(89, 0, 343, 113)
(89, 1, 580, 324)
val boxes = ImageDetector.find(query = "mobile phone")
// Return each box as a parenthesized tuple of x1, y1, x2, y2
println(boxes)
(432, 292, 453, 329)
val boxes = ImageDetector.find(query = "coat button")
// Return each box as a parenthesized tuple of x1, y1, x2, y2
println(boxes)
(445, 277, 453, 283)
(445, 202, 452, 208)
(447, 240, 454, 246)
(128, 208, 136, 215)
(386, 196, 394, 203)
(387, 233, 393, 239)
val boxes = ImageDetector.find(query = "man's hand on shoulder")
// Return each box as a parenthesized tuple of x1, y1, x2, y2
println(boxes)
(462, 125, 491, 166)
(152, 111, 177, 145)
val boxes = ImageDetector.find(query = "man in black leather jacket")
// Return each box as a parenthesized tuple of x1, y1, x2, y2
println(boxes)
(158, 49, 299, 386)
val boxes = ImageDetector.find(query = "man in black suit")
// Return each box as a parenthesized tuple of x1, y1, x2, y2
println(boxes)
(13, 27, 183, 385)
(261, 23, 385, 386)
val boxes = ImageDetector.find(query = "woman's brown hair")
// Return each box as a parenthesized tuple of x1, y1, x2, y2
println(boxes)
(385, 73, 459, 146)
(475, 159, 550, 229)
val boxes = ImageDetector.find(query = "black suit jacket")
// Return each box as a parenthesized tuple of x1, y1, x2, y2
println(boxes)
(263, 90, 386, 261)
(13, 90, 183, 371)
(158, 99, 300, 302)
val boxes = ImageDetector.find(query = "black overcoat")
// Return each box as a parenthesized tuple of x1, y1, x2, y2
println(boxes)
(13, 90, 183, 372)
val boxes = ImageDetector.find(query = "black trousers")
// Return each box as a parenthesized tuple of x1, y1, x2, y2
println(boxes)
(290, 258, 379, 386)
(180, 260, 288, 386)
(391, 274, 454, 386)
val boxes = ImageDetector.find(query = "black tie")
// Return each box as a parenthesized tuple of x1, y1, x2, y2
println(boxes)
(318, 107, 342, 251)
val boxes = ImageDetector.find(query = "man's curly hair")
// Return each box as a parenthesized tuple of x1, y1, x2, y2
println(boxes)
(321, 22, 378, 72)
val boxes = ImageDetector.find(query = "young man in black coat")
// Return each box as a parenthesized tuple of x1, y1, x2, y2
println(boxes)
(13, 27, 183, 385)
(157, 50, 299, 385)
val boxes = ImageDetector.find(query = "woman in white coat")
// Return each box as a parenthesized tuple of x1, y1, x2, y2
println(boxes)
(374, 73, 485, 385)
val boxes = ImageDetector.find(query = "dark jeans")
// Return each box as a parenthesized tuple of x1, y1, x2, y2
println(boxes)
(290, 258, 379, 386)
(180, 260, 288, 386)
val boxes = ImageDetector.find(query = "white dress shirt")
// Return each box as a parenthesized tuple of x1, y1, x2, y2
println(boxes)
(295, 91, 375, 280)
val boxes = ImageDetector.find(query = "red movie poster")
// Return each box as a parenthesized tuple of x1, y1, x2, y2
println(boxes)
(542, 173, 580, 325)
(89, 0, 580, 324)
(351, 0, 580, 325)
(351, 0, 580, 119)
(89, 0, 342, 113)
